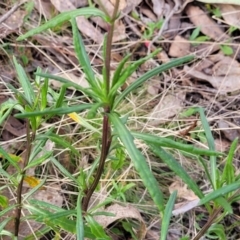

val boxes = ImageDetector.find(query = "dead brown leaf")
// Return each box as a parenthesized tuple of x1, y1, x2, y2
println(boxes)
(109, 0, 126, 10)
(0, 9, 26, 39)
(218, 120, 240, 141)
(186, 5, 228, 41)
(219, 4, 240, 28)
(1, 184, 63, 239)
(2, 116, 26, 137)
(50, 0, 103, 43)
(151, 0, 166, 19)
(169, 35, 191, 57)
(149, 92, 185, 125)
(215, 138, 231, 152)
(94, 203, 146, 239)
(34, 0, 56, 19)
(169, 180, 198, 201)
(184, 65, 240, 94)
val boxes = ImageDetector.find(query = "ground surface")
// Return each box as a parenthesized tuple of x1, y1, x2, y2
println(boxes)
(1, 0, 240, 239)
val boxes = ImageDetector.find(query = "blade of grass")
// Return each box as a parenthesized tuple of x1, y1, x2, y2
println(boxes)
(110, 113, 165, 212)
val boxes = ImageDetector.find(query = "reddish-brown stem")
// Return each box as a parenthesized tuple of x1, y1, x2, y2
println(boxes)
(81, 0, 119, 212)
(14, 120, 35, 236)
(82, 111, 111, 211)
(193, 208, 222, 240)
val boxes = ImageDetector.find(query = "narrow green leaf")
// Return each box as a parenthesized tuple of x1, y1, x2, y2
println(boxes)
(222, 138, 238, 185)
(189, 27, 200, 41)
(109, 49, 160, 100)
(55, 85, 67, 108)
(35, 72, 97, 99)
(25, 151, 52, 169)
(29, 130, 54, 161)
(13, 56, 34, 105)
(161, 191, 177, 240)
(110, 113, 165, 212)
(0, 147, 20, 171)
(199, 182, 240, 205)
(85, 215, 111, 239)
(215, 197, 233, 214)
(196, 107, 217, 189)
(197, 108, 215, 150)
(37, 132, 79, 156)
(0, 218, 13, 233)
(207, 223, 226, 240)
(0, 204, 17, 217)
(17, 8, 108, 41)
(111, 53, 131, 88)
(132, 132, 222, 156)
(24, 226, 52, 240)
(0, 195, 9, 208)
(14, 103, 94, 118)
(0, 99, 22, 125)
(76, 194, 84, 240)
(198, 156, 214, 187)
(149, 144, 204, 199)
(71, 18, 98, 90)
(50, 157, 77, 183)
(114, 55, 194, 108)
(220, 45, 233, 56)
(40, 77, 48, 110)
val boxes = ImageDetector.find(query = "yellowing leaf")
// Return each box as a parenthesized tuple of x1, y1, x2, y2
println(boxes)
(0, 153, 22, 162)
(0, 195, 9, 209)
(24, 175, 44, 189)
(68, 112, 100, 133)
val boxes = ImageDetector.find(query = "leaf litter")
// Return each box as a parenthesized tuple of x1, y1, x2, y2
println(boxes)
(1, 0, 240, 238)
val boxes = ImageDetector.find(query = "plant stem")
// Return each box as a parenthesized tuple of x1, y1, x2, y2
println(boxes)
(81, 0, 119, 212)
(82, 111, 111, 211)
(104, 0, 119, 94)
(193, 207, 222, 240)
(14, 120, 34, 236)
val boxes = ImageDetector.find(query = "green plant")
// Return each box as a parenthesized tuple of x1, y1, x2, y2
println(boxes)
(1, 0, 240, 239)
(143, 19, 164, 40)
(189, 26, 210, 45)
